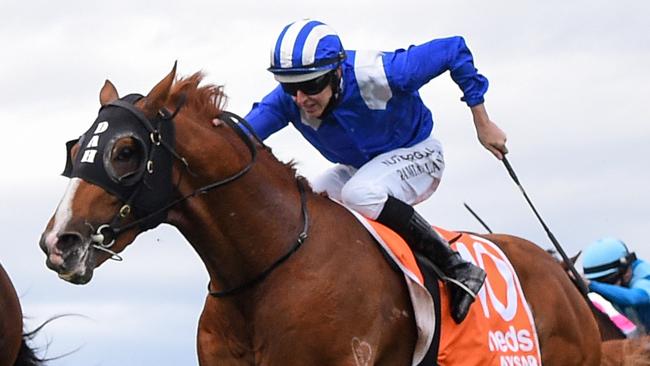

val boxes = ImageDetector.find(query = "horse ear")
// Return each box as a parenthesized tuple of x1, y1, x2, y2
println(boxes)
(100, 80, 119, 106)
(143, 61, 177, 118)
(571, 251, 582, 264)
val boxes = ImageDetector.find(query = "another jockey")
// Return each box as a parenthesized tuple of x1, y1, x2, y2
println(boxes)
(583, 237, 650, 333)
(244, 19, 508, 323)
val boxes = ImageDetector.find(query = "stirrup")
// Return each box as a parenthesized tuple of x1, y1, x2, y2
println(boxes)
(425, 263, 479, 299)
(444, 277, 478, 299)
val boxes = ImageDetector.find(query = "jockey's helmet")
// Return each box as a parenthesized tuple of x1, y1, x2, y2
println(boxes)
(268, 19, 346, 83)
(582, 237, 636, 281)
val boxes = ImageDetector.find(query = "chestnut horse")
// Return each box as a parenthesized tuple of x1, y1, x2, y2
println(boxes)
(39, 64, 601, 365)
(601, 336, 650, 366)
(0, 263, 42, 366)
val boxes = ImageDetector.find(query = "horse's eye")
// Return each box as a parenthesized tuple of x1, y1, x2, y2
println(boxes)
(116, 147, 134, 161)
(108, 138, 145, 184)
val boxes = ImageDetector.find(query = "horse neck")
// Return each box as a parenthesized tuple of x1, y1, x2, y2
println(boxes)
(167, 120, 307, 292)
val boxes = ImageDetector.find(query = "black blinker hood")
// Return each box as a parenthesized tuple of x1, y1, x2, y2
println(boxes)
(62, 94, 176, 230)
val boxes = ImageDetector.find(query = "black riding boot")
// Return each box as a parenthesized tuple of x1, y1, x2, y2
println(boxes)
(376, 196, 486, 323)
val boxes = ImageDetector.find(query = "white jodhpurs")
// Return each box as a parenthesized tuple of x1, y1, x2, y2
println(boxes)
(311, 136, 445, 219)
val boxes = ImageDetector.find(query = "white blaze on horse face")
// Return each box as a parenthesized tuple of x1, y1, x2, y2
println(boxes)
(44, 178, 81, 252)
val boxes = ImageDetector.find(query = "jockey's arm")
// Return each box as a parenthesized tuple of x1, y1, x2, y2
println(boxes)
(243, 86, 291, 140)
(386, 38, 508, 160)
(387, 36, 487, 103)
(471, 103, 508, 160)
(590, 281, 650, 307)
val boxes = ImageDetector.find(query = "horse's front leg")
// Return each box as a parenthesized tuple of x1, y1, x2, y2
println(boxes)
(197, 296, 253, 366)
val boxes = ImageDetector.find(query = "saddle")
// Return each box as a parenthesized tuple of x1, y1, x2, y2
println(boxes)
(348, 209, 542, 366)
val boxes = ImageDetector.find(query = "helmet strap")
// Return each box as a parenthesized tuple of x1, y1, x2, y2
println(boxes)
(626, 251, 637, 264)
(319, 68, 343, 118)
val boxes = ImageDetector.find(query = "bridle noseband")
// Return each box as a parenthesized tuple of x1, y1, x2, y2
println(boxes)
(63, 95, 310, 296)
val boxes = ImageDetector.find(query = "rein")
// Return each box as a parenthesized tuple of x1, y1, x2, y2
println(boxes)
(94, 109, 262, 243)
(83, 98, 311, 296)
(208, 179, 310, 297)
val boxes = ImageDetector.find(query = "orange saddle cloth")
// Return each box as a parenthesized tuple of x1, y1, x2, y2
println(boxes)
(365, 219, 543, 366)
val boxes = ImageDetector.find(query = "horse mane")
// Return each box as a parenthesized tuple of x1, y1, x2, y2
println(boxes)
(170, 72, 227, 121)
(169, 72, 313, 192)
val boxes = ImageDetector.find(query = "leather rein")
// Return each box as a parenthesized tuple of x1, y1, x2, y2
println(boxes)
(85, 98, 310, 298)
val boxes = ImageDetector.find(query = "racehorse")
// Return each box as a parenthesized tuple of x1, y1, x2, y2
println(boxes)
(547, 249, 628, 341)
(39, 64, 602, 365)
(548, 248, 650, 365)
(601, 336, 650, 366)
(0, 263, 43, 366)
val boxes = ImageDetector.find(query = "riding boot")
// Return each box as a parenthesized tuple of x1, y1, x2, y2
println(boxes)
(376, 196, 487, 323)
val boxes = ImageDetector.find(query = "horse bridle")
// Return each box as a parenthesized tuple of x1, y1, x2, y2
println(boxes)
(63, 95, 310, 297)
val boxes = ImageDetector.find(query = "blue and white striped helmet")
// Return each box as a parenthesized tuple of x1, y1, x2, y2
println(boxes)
(268, 19, 346, 83)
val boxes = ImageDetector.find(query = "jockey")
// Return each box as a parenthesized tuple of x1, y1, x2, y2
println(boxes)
(583, 237, 650, 333)
(244, 19, 508, 323)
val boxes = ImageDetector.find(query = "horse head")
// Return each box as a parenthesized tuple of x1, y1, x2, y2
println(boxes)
(39, 64, 179, 284)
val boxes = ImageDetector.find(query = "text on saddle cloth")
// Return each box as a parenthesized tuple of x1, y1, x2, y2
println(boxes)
(362, 219, 542, 366)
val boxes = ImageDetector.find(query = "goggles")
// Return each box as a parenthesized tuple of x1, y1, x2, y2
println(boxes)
(597, 272, 623, 285)
(281, 71, 333, 97)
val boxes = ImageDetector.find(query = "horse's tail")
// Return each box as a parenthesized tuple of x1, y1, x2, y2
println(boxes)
(14, 334, 45, 366)
(14, 314, 82, 366)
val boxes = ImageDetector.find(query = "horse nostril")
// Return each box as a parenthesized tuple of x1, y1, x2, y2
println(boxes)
(57, 232, 84, 252)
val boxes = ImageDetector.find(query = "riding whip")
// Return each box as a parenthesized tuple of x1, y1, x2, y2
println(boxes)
(501, 156, 590, 296)
(463, 202, 493, 234)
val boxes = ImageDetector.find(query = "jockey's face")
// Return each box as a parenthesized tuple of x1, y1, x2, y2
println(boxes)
(285, 68, 340, 119)
(293, 83, 333, 119)
(621, 266, 634, 287)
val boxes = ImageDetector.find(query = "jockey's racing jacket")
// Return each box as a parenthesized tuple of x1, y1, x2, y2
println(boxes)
(246, 36, 489, 168)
